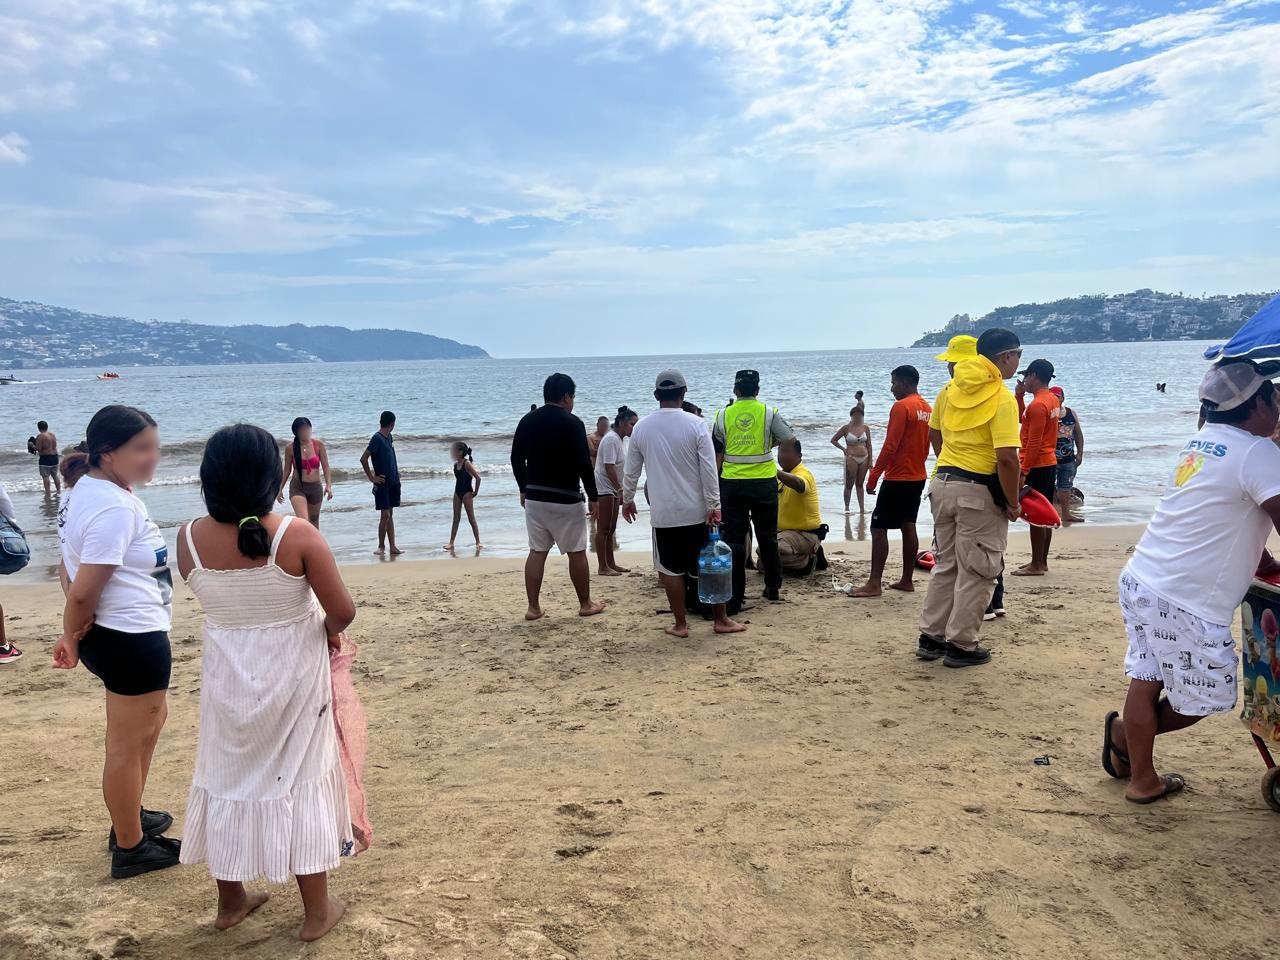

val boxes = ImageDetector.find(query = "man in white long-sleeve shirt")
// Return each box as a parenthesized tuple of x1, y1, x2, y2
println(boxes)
(0, 482, 21, 663)
(623, 369, 746, 639)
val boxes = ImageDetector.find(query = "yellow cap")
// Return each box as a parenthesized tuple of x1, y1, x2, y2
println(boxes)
(936, 335, 978, 364)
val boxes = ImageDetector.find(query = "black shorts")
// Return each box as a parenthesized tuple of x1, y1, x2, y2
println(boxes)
(870, 480, 926, 530)
(1025, 465, 1056, 501)
(653, 523, 710, 577)
(79, 624, 171, 696)
(374, 482, 401, 511)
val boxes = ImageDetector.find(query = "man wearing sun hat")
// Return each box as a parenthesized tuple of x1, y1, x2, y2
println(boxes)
(1102, 361, 1280, 803)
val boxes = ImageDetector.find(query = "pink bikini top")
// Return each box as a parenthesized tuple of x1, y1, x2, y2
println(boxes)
(300, 455, 321, 471)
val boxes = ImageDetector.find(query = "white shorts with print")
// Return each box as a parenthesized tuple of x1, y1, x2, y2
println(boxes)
(525, 499, 588, 555)
(1118, 568, 1237, 717)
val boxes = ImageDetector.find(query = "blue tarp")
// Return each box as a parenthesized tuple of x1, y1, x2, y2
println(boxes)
(1204, 293, 1280, 375)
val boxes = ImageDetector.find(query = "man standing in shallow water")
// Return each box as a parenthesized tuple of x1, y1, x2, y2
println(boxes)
(361, 411, 402, 556)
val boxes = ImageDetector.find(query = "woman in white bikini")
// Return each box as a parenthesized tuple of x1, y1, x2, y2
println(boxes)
(831, 405, 874, 514)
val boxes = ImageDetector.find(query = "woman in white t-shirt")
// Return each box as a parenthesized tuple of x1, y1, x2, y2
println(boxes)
(593, 406, 637, 577)
(53, 405, 180, 879)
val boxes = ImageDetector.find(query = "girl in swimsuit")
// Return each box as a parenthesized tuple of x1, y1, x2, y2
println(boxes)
(445, 441, 482, 554)
(830, 405, 874, 514)
(278, 417, 332, 529)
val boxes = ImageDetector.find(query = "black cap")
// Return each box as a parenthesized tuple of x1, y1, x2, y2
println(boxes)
(1018, 358, 1054, 381)
(976, 327, 1021, 360)
(735, 369, 760, 392)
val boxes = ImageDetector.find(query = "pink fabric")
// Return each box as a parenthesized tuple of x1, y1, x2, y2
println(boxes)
(330, 634, 372, 854)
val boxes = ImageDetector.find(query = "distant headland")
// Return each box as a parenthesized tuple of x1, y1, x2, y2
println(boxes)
(911, 290, 1276, 348)
(0, 297, 489, 367)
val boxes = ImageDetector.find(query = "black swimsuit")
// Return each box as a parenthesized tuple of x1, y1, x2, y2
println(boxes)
(454, 461, 474, 497)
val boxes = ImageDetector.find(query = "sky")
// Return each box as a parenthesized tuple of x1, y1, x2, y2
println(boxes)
(0, 1, 1277, 358)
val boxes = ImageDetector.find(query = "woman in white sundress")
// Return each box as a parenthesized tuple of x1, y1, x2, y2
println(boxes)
(177, 424, 357, 942)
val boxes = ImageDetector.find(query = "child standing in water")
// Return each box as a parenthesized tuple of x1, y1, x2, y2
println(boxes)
(445, 440, 482, 553)
(177, 424, 357, 941)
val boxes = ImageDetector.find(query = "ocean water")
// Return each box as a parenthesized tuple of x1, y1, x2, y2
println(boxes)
(0, 342, 1210, 582)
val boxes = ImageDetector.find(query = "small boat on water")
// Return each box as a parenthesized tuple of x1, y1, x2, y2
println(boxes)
(97, 372, 122, 380)
(0, 374, 20, 384)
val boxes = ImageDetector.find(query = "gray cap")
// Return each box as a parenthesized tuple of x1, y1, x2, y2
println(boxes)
(1200, 362, 1270, 411)
(655, 368, 687, 390)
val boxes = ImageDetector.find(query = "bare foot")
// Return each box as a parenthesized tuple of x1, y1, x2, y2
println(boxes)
(443, 543, 455, 551)
(888, 580, 915, 592)
(714, 617, 747, 634)
(215, 891, 269, 931)
(597, 568, 621, 577)
(665, 624, 690, 638)
(475, 544, 483, 552)
(525, 607, 545, 621)
(848, 583, 882, 598)
(298, 896, 346, 942)
(611, 565, 630, 574)
(579, 600, 606, 617)
(390, 546, 404, 556)
(374, 547, 385, 555)
(1012, 564, 1046, 577)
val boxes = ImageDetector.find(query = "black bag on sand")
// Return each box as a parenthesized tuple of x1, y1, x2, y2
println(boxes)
(0, 515, 30, 575)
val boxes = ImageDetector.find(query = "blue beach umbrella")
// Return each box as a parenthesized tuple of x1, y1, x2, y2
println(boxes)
(1204, 293, 1280, 375)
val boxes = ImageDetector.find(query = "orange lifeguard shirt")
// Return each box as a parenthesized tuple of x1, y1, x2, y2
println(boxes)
(1020, 389, 1060, 473)
(870, 392, 933, 485)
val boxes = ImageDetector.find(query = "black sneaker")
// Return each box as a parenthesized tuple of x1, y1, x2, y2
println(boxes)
(943, 643, 993, 668)
(108, 808, 174, 852)
(916, 635, 946, 661)
(763, 587, 782, 602)
(110, 835, 181, 879)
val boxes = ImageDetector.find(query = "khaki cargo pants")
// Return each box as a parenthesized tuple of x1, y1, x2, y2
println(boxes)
(918, 475, 1008, 652)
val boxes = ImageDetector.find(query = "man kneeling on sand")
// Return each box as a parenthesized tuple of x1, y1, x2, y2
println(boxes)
(774, 439, 824, 576)
(1102, 363, 1280, 802)
(622, 369, 745, 638)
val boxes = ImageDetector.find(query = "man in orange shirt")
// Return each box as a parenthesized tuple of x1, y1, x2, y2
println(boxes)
(851, 365, 932, 598)
(1014, 358, 1060, 576)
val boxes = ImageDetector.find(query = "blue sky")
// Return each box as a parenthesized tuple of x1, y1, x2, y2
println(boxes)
(0, 0, 1277, 357)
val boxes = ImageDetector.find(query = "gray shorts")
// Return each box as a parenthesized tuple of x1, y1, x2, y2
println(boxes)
(525, 499, 588, 554)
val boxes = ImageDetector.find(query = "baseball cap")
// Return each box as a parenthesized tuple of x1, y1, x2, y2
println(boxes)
(1018, 358, 1055, 381)
(935, 335, 978, 364)
(1200, 361, 1270, 411)
(1049, 386, 1064, 400)
(734, 369, 760, 392)
(655, 368, 687, 390)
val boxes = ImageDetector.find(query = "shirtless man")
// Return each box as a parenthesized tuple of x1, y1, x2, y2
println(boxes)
(35, 420, 60, 495)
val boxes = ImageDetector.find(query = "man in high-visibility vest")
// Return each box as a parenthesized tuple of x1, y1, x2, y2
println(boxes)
(713, 369, 795, 608)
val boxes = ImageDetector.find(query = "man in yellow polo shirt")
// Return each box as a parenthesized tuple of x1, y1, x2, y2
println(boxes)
(917, 328, 1023, 668)
(773, 439, 823, 574)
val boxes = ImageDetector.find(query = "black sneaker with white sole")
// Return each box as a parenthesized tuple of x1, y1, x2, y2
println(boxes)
(108, 808, 174, 852)
(943, 643, 993, 668)
(916, 634, 946, 661)
(111, 835, 181, 879)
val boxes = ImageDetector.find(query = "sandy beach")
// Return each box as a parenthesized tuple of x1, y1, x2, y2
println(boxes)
(3, 523, 1279, 960)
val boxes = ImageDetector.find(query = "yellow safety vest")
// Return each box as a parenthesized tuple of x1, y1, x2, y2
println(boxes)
(716, 398, 778, 480)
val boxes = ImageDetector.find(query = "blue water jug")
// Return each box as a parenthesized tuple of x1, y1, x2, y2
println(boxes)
(697, 528, 733, 605)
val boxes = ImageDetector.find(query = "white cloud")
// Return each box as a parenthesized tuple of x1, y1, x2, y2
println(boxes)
(0, 132, 29, 164)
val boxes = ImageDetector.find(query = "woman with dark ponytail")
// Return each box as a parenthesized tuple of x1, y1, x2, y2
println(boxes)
(55, 404, 181, 879)
(444, 440, 482, 553)
(593, 405, 638, 575)
(277, 416, 332, 528)
(177, 423, 356, 941)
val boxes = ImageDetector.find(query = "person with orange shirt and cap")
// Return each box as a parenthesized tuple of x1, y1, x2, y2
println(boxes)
(1013, 359, 1060, 576)
(850, 365, 932, 597)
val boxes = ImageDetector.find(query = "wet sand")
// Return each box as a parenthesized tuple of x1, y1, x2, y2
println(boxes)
(3, 524, 1278, 960)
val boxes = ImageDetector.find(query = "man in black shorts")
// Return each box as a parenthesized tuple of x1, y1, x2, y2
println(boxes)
(1014, 359, 1061, 576)
(622, 369, 745, 638)
(361, 410, 402, 555)
(35, 420, 61, 495)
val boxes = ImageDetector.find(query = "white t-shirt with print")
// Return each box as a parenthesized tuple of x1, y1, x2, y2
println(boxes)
(1127, 423, 1280, 626)
(594, 431, 625, 497)
(60, 475, 173, 633)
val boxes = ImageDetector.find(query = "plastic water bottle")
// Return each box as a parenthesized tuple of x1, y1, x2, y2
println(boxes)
(698, 528, 733, 606)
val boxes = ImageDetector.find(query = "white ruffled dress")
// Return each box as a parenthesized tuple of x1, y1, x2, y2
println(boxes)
(179, 515, 353, 883)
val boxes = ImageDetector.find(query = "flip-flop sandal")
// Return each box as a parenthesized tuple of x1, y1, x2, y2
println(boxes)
(1126, 773, 1187, 804)
(1101, 711, 1131, 779)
